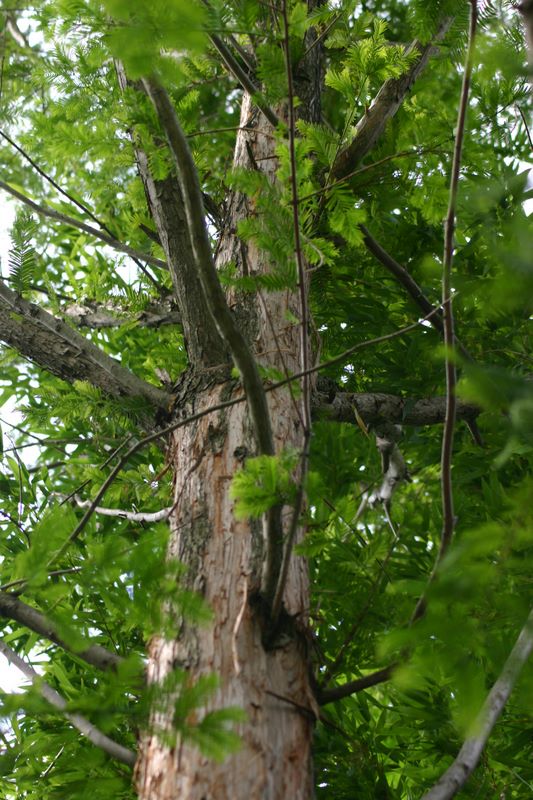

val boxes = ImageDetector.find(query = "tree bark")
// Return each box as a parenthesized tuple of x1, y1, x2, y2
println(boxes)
(135, 90, 316, 799)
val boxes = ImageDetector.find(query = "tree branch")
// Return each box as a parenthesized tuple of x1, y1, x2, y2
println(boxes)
(317, 664, 395, 705)
(0, 640, 136, 767)
(0, 280, 170, 411)
(208, 33, 280, 128)
(421, 606, 533, 800)
(114, 63, 226, 368)
(332, 18, 454, 180)
(70, 495, 173, 522)
(63, 301, 181, 329)
(312, 389, 479, 428)
(0, 592, 123, 672)
(360, 224, 476, 362)
(0, 179, 166, 271)
(142, 77, 275, 458)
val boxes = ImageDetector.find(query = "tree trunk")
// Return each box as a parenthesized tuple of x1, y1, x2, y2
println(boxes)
(136, 92, 316, 799)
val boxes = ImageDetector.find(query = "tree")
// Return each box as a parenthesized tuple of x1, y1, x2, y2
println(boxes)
(0, 0, 532, 798)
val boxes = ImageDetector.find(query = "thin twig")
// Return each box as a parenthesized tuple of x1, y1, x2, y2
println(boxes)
(441, 2, 477, 558)
(0, 128, 116, 236)
(412, 0, 478, 624)
(516, 103, 533, 149)
(0, 567, 82, 594)
(421, 606, 533, 800)
(0, 179, 167, 271)
(320, 533, 398, 686)
(299, 143, 449, 203)
(0, 640, 136, 766)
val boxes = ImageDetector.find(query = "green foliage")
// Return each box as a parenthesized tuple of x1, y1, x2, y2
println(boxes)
(0, 0, 532, 798)
(230, 451, 299, 518)
(8, 211, 37, 295)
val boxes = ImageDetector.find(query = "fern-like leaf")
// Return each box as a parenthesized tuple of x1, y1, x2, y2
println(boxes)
(8, 210, 37, 294)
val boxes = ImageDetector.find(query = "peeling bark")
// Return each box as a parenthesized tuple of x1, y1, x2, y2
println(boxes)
(137, 88, 316, 800)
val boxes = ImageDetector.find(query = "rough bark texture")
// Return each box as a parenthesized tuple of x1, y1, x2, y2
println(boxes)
(136, 92, 315, 799)
(312, 389, 479, 427)
(115, 63, 227, 370)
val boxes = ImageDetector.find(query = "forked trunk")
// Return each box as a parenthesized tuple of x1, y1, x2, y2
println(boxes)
(136, 92, 317, 799)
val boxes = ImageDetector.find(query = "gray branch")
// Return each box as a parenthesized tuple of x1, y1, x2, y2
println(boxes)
(422, 606, 533, 800)
(0, 179, 166, 271)
(0, 280, 170, 411)
(0, 640, 136, 766)
(70, 495, 173, 522)
(63, 301, 181, 329)
(332, 18, 454, 179)
(312, 390, 479, 427)
(0, 592, 123, 672)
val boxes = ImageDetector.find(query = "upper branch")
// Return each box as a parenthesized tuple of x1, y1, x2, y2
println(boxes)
(332, 18, 454, 180)
(114, 63, 226, 368)
(0, 281, 170, 412)
(143, 77, 275, 457)
(317, 665, 395, 705)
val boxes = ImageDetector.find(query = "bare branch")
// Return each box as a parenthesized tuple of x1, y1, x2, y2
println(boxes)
(422, 606, 533, 800)
(411, 0, 478, 625)
(312, 390, 479, 428)
(70, 495, 172, 522)
(0, 179, 167, 271)
(63, 302, 181, 329)
(332, 18, 454, 180)
(0, 128, 115, 237)
(360, 225, 476, 364)
(0, 280, 170, 412)
(317, 665, 395, 705)
(0, 592, 123, 672)
(0, 640, 136, 766)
